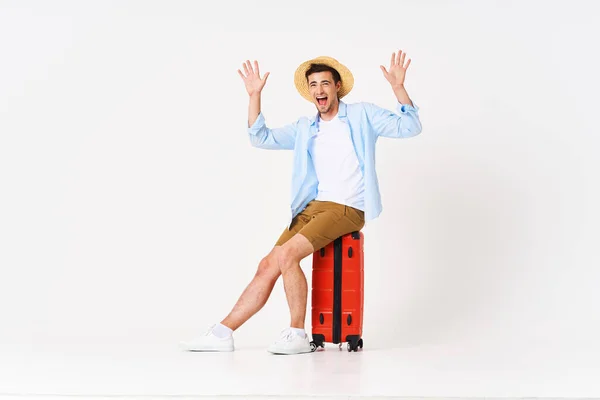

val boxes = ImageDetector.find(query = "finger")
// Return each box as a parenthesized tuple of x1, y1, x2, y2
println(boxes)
(237, 69, 246, 80)
(400, 51, 406, 66)
(390, 52, 395, 68)
(380, 65, 388, 77)
(396, 50, 402, 65)
(405, 58, 411, 69)
(243, 62, 250, 76)
(263, 71, 270, 82)
(254, 60, 260, 77)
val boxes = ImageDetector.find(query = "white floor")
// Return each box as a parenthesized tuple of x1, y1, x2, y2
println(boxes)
(1, 337, 599, 400)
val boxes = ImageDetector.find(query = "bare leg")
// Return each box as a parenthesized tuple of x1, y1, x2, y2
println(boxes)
(221, 251, 281, 331)
(220, 233, 313, 332)
(282, 262, 308, 329)
(275, 234, 315, 330)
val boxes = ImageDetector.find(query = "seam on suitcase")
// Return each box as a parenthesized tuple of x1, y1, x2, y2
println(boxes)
(333, 237, 342, 344)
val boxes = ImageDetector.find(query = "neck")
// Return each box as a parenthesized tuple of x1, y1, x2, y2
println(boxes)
(319, 101, 339, 121)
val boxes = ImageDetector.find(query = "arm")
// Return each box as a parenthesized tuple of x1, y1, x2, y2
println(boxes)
(391, 84, 413, 107)
(248, 110, 297, 150)
(365, 102, 421, 139)
(238, 60, 296, 150)
(248, 93, 261, 127)
(372, 49, 422, 138)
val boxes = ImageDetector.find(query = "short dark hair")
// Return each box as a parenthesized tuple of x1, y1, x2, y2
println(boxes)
(305, 63, 342, 84)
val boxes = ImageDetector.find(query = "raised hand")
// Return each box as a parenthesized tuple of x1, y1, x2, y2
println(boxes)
(238, 60, 270, 97)
(380, 50, 411, 88)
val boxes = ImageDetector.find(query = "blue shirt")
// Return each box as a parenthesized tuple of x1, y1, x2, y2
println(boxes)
(247, 100, 422, 225)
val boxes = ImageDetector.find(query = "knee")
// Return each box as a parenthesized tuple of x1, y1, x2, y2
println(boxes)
(256, 254, 280, 280)
(273, 247, 296, 273)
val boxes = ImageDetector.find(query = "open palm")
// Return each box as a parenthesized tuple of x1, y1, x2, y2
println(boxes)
(238, 60, 270, 96)
(380, 50, 411, 87)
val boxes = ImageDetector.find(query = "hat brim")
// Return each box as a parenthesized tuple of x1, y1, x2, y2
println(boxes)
(294, 56, 354, 103)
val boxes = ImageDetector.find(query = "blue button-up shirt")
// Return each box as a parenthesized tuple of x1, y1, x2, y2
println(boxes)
(248, 100, 422, 225)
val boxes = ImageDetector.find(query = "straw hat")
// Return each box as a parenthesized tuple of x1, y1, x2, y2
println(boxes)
(294, 56, 354, 102)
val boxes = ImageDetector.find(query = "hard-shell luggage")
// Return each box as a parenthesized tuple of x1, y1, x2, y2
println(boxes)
(310, 231, 364, 352)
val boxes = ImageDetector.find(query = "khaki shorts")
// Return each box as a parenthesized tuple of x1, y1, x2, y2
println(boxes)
(275, 200, 365, 251)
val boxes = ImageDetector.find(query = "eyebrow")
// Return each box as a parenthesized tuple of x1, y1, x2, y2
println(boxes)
(309, 79, 331, 85)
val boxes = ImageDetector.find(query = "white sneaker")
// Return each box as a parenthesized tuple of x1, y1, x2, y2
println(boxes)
(180, 325, 234, 352)
(267, 328, 312, 355)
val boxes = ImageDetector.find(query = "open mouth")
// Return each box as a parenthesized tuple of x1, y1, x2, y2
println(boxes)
(317, 96, 328, 106)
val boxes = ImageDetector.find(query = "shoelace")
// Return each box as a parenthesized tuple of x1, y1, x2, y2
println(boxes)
(204, 324, 216, 336)
(277, 328, 295, 342)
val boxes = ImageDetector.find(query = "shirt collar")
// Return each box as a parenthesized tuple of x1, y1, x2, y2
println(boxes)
(309, 101, 348, 127)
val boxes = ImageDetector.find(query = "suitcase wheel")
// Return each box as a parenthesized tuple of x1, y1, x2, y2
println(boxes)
(347, 338, 363, 352)
(310, 335, 325, 352)
(310, 340, 324, 352)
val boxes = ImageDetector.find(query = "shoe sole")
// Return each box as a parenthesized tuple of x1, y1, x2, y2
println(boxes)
(267, 348, 312, 355)
(186, 348, 234, 352)
(180, 342, 234, 352)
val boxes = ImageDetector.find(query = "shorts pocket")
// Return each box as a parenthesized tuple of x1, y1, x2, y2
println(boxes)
(344, 206, 365, 229)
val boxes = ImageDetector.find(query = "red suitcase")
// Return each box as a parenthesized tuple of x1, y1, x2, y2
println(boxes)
(310, 231, 364, 352)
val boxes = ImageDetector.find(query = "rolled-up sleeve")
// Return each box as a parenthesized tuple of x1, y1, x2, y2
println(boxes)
(366, 102, 422, 139)
(248, 112, 297, 150)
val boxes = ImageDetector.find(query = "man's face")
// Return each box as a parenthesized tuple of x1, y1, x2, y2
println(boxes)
(307, 71, 340, 114)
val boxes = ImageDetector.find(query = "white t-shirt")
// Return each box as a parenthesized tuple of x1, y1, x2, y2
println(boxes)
(308, 115, 365, 211)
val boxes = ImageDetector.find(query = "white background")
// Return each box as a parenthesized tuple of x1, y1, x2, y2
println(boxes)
(1, 0, 598, 351)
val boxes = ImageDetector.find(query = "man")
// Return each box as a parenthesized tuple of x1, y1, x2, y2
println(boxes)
(181, 51, 422, 355)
